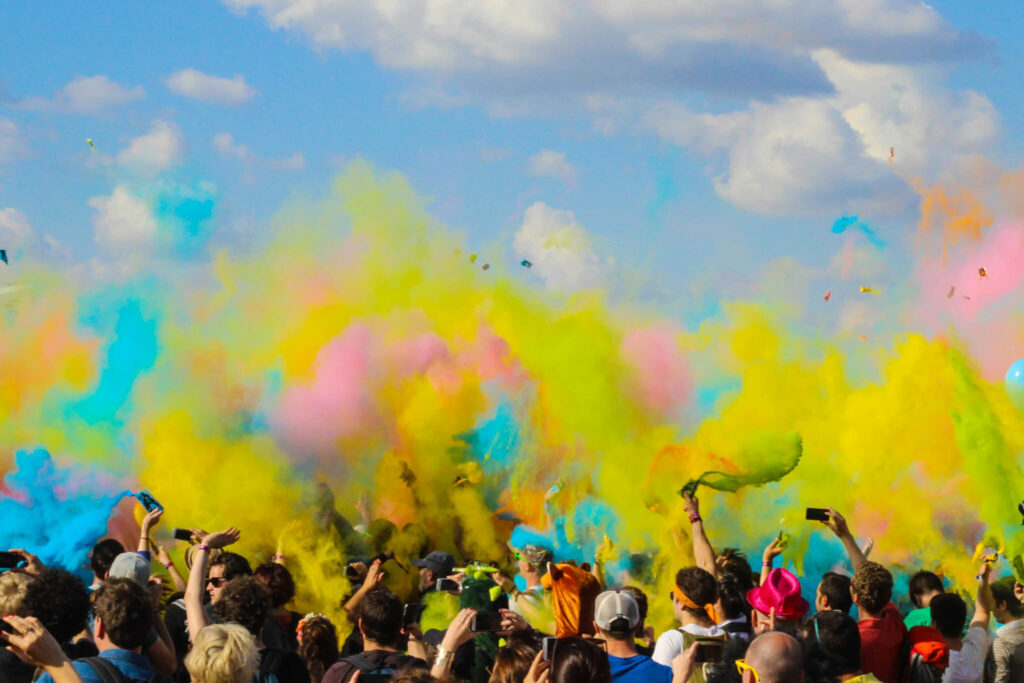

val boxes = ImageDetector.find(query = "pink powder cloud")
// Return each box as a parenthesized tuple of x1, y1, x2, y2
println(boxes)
(621, 325, 692, 416)
(274, 324, 381, 454)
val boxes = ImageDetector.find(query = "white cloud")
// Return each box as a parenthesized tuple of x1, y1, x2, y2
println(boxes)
(527, 150, 576, 184)
(88, 186, 157, 251)
(222, 0, 987, 105)
(0, 208, 33, 245)
(18, 76, 144, 114)
(514, 202, 604, 292)
(642, 49, 999, 215)
(166, 69, 258, 105)
(0, 118, 28, 167)
(212, 132, 306, 172)
(116, 121, 185, 175)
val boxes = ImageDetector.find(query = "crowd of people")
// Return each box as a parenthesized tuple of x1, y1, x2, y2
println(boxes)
(3, 490, 1024, 683)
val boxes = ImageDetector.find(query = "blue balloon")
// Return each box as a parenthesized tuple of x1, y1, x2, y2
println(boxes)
(1007, 359, 1024, 408)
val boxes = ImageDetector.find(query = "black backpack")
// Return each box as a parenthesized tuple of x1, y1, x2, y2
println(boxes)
(907, 651, 944, 683)
(343, 653, 397, 677)
(81, 657, 174, 683)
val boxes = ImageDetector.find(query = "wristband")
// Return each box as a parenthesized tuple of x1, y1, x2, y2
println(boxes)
(164, 562, 174, 569)
(689, 513, 702, 524)
(434, 646, 453, 669)
(198, 544, 210, 552)
(763, 560, 773, 567)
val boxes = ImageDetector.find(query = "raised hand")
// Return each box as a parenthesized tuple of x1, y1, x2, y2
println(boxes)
(1, 616, 70, 669)
(201, 527, 241, 549)
(7, 548, 45, 576)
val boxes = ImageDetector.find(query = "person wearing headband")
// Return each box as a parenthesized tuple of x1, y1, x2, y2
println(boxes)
(652, 567, 727, 671)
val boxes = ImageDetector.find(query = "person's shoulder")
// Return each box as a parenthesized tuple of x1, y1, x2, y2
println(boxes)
(322, 659, 354, 683)
(655, 628, 683, 643)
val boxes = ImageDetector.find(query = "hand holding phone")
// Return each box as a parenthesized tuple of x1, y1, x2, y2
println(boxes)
(542, 636, 556, 662)
(694, 641, 723, 663)
(805, 507, 830, 522)
(172, 528, 193, 542)
(470, 611, 503, 632)
(436, 578, 461, 593)
(136, 490, 163, 513)
(0, 551, 24, 569)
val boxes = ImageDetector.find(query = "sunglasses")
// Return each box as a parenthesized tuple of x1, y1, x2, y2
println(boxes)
(206, 577, 227, 587)
(735, 659, 760, 681)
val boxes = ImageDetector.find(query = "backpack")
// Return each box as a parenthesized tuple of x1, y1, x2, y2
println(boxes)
(904, 626, 949, 683)
(81, 657, 173, 683)
(343, 653, 397, 676)
(253, 648, 285, 683)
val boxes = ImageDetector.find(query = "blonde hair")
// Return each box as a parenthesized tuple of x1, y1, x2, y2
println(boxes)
(184, 624, 259, 683)
(0, 571, 33, 615)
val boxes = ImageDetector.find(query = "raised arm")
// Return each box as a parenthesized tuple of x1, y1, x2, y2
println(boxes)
(682, 492, 717, 576)
(185, 528, 240, 643)
(823, 508, 867, 570)
(342, 559, 385, 618)
(138, 508, 163, 557)
(760, 536, 785, 586)
(970, 561, 994, 630)
(155, 543, 187, 593)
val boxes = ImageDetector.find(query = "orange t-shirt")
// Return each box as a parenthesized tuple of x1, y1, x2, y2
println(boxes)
(541, 563, 601, 637)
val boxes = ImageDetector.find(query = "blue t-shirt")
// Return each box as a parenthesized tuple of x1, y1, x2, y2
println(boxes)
(37, 649, 154, 683)
(609, 654, 673, 683)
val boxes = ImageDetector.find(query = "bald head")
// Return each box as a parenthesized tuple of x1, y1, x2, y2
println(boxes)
(745, 632, 804, 683)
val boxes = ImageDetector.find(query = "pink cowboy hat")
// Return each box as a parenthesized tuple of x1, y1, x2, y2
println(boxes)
(746, 568, 811, 620)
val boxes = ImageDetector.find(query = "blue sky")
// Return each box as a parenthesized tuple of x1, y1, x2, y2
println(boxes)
(0, 0, 1020, 303)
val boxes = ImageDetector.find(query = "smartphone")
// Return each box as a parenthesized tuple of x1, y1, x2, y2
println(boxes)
(436, 578, 460, 592)
(172, 528, 192, 542)
(0, 551, 23, 569)
(805, 507, 830, 522)
(136, 490, 163, 512)
(694, 641, 724, 663)
(542, 636, 556, 661)
(471, 611, 504, 632)
(402, 603, 423, 626)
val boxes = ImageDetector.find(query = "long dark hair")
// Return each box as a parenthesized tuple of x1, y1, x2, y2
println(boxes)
(550, 638, 612, 683)
(298, 616, 339, 683)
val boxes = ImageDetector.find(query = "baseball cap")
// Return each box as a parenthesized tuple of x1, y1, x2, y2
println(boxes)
(412, 551, 455, 577)
(511, 543, 553, 566)
(107, 552, 151, 587)
(594, 589, 640, 632)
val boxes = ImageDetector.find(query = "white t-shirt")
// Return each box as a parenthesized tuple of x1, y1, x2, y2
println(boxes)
(943, 626, 991, 683)
(652, 624, 726, 667)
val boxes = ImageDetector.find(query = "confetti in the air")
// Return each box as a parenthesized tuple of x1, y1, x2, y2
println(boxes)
(469, 254, 478, 264)
(947, 286, 955, 299)
(859, 286, 876, 293)
(0, 250, 7, 265)
(824, 290, 831, 302)
(521, 260, 533, 268)
(979, 267, 987, 277)
(86, 138, 95, 151)
(482, 263, 490, 271)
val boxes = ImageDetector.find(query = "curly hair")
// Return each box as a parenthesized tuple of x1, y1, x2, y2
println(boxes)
(90, 539, 126, 579)
(210, 552, 252, 581)
(21, 569, 91, 644)
(93, 578, 153, 650)
(298, 616, 339, 683)
(675, 567, 718, 613)
(185, 624, 260, 683)
(851, 562, 893, 614)
(0, 571, 34, 616)
(254, 562, 296, 608)
(213, 576, 270, 636)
